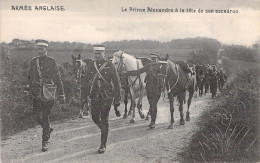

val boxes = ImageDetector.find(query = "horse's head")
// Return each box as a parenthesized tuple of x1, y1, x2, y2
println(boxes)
(71, 54, 85, 78)
(112, 51, 124, 72)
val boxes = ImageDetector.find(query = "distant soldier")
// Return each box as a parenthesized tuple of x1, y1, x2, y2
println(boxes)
(209, 64, 218, 98)
(218, 68, 227, 90)
(81, 45, 121, 153)
(204, 64, 210, 94)
(28, 39, 65, 152)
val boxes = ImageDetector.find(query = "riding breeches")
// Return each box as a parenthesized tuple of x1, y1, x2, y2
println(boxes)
(146, 88, 161, 123)
(91, 98, 112, 146)
(33, 98, 54, 141)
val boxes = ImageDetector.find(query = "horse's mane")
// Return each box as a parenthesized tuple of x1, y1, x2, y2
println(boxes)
(122, 53, 142, 70)
(114, 51, 143, 71)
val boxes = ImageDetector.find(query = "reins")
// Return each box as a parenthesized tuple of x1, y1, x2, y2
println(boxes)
(168, 63, 180, 93)
(117, 54, 141, 88)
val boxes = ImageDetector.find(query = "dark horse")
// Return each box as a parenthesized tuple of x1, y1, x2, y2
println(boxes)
(72, 54, 92, 118)
(166, 60, 196, 128)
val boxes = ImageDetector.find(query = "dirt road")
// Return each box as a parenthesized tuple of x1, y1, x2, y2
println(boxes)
(1, 93, 215, 163)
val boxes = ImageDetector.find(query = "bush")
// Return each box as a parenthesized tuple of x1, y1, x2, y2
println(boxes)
(0, 53, 81, 139)
(179, 69, 260, 162)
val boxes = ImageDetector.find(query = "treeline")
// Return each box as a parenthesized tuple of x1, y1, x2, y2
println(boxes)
(4, 37, 259, 64)
(8, 37, 221, 50)
(223, 44, 259, 63)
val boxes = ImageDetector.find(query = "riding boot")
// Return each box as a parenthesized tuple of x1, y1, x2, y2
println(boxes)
(149, 121, 155, 128)
(98, 132, 107, 153)
(42, 141, 49, 152)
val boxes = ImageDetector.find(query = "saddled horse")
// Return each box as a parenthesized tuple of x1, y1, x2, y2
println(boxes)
(166, 60, 196, 128)
(112, 51, 146, 123)
(72, 54, 93, 118)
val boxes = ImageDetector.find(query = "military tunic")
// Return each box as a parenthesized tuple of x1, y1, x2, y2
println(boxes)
(81, 58, 121, 147)
(209, 69, 219, 98)
(28, 55, 64, 141)
(127, 63, 164, 124)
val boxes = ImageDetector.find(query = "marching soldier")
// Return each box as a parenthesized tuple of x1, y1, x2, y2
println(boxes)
(218, 68, 227, 90)
(204, 64, 210, 94)
(28, 39, 65, 152)
(209, 64, 219, 98)
(81, 45, 121, 153)
(126, 53, 165, 129)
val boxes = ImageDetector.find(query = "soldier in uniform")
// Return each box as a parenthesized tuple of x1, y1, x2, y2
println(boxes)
(81, 45, 121, 153)
(209, 64, 219, 98)
(126, 53, 165, 128)
(204, 64, 210, 94)
(218, 68, 227, 90)
(28, 39, 65, 152)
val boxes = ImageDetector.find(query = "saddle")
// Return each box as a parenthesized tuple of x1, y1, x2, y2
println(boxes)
(175, 60, 191, 74)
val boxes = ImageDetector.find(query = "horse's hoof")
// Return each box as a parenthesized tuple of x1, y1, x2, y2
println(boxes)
(186, 115, 190, 121)
(128, 112, 132, 116)
(140, 113, 145, 119)
(167, 124, 173, 129)
(79, 114, 83, 118)
(145, 116, 150, 121)
(123, 114, 127, 119)
(130, 119, 135, 123)
(180, 119, 185, 125)
(115, 111, 121, 117)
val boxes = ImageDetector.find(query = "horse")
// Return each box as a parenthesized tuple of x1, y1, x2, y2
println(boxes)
(195, 65, 205, 97)
(112, 51, 146, 123)
(72, 54, 92, 118)
(166, 60, 196, 128)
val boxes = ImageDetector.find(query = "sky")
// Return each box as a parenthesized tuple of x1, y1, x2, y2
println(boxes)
(1, 0, 260, 46)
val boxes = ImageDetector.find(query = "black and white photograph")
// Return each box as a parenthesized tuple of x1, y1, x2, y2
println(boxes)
(0, 0, 259, 162)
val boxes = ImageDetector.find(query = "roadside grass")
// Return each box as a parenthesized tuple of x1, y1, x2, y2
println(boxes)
(179, 69, 260, 162)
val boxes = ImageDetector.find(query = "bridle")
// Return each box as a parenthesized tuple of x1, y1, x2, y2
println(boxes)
(115, 53, 142, 89)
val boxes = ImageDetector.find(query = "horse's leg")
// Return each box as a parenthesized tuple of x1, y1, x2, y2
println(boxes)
(123, 89, 129, 119)
(129, 99, 136, 123)
(79, 102, 87, 119)
(205, 84, 207, 95)
(137, 97, 145, 119)
(128, 93, 133, 116)
(186, 88, 194, 122)
(129, 89, 136, 123)
(127, 88, 133, 116)
(168, 93, 175, 129)
(123, 97, 128, 119)
(114, 106, 121, 117)
(179, 92, 185, 125)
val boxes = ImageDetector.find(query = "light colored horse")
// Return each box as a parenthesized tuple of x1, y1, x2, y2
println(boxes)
(112, 51, 146, 123)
